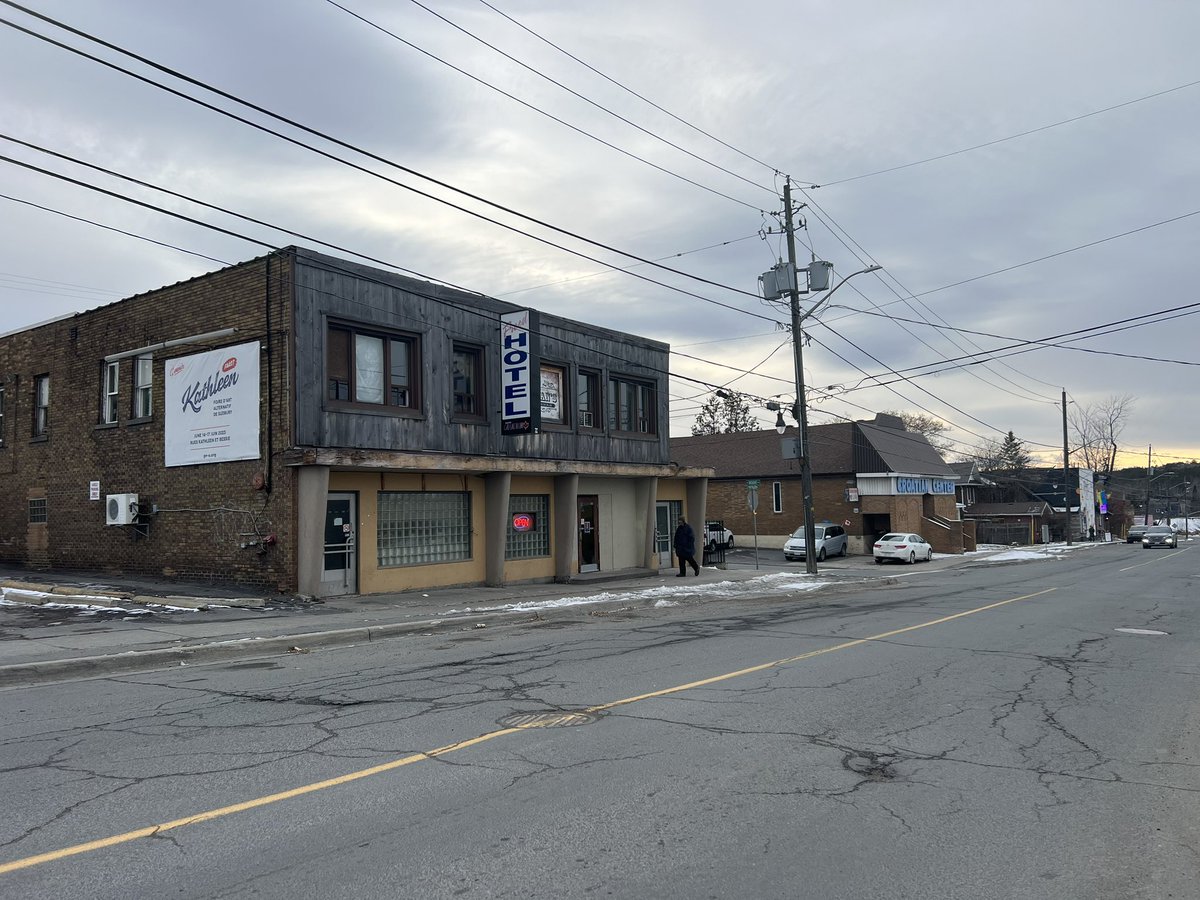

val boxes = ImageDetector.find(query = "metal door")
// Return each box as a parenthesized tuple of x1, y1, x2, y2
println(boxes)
(578, 495, 600, 573)
(655, 500, 680, 567)
(322, 492, 357, 595)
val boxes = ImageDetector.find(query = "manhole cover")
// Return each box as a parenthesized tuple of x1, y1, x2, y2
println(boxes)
(497, 711, 597, 729)
(1115, 627, 1169, 636)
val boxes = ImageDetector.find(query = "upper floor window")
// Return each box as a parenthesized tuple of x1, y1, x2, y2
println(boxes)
(577, 369, 600, 430)
(101, 361, 119, 425)
(32, 374, 49, 438)
(452, 343, 484, 419)
(540, 364, 566, 425)
(327, 323, 419, 411)
(608, 375, 656, 435)
(0, 384, 6, 447)
(133, 354, 153, 419)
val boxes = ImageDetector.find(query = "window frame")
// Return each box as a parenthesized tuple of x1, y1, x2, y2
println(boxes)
(772, 481, 783, 514)
(32, 373, 49, 439)
(577, 368, 601, 432)
(539, 363, 568, 428)
(0, 383, 6, 447)
(607, 374, 657, 436)
(377, 491, 472, 567)
(326, 321, 422, 414)
(100, 361, 119, 425)
(451, 342, 486, 423)
(28, 497, 47, 524)
(506, 494, 551, 560)
(132, 353, 153, 421)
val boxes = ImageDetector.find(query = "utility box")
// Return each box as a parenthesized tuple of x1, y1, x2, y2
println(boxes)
(807, 260, 834, 291)
(105, 493, 139, 526)
(759, 262, 797, 300)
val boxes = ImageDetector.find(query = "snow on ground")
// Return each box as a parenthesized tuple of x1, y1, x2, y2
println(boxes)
(979, 541, 1101, 562)
(443, 571, 829, 615)
(0, 587, 196, 613)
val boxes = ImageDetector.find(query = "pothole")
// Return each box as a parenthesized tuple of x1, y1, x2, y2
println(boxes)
(842, 750, 897, 782)
(497, 711, 598, 729)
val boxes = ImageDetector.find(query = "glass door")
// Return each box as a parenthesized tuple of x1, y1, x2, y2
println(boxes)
(577, 495, 599, 573)
(655, 500, 680, 567)
(322, 492, 357, 595)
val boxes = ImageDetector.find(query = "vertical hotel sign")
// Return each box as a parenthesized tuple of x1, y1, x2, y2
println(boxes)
(500, 310, 539, 435)
(164, 340, 261, 467)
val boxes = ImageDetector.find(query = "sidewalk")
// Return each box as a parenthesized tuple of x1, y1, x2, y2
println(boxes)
(0, 544, 1106, 688)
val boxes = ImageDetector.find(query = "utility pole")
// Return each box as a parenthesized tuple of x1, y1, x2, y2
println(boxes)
(783, 179, 818, 576)
(1145, 445, 1153, 525)
(1062, 389, 1072, 545)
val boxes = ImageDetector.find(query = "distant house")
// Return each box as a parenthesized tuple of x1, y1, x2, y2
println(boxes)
(966, 467, 1094, 543)
(671, 414, 971, 555)
(963, 501, 1054, 545)
(948, 460, 993, 510)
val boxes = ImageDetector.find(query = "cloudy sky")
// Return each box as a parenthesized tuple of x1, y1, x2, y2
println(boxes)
(1, 0, 1197, 468)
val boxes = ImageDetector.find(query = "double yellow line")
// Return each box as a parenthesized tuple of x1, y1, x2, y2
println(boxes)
(0, 587, 1056, 876)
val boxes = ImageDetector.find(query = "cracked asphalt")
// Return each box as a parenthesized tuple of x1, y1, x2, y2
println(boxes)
(1, 542, 1198, 899)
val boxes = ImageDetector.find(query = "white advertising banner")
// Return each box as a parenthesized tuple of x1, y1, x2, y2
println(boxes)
(164, 340, 261, 467)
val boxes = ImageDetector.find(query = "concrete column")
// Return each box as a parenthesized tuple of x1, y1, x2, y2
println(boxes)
(686, 477, 708, 536)
(484, 472, 512, 587)
(553, 473, 579, 582)
(635, 476, 658, 569)
(296, 465, 330, 598)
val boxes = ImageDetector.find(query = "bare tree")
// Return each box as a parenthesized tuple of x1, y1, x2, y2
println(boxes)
(1070, 395, 1134, 474)
(956, 437, 1004, 471)
(882, 409, 954, 454)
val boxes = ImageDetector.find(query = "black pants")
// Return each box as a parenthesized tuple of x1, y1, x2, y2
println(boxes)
(677, 553, 699, 575)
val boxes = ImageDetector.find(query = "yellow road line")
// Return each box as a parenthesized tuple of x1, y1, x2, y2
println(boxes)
(0, 586, 1056, 876)
(1119, 547, 1187, 572)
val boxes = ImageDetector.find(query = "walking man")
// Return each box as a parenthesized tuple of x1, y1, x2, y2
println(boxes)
(674, 516, 701, 577)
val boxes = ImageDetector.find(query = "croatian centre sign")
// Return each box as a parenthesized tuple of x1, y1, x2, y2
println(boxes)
(165, 340, 261, 467)
(500, 309, 540, 435)
(895, 476, 956, 495)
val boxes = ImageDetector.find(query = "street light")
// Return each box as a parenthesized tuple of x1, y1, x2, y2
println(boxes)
(781, 178, 882, 575)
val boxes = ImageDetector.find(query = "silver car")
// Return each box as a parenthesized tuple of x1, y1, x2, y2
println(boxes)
(784, 524, 848, 562)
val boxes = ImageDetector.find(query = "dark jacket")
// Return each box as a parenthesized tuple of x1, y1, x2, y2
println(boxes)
(673, 522, 696, 556)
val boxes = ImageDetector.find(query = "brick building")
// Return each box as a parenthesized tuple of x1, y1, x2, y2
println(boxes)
(0, 248, 710, 596)
(671, 415, 971, 555)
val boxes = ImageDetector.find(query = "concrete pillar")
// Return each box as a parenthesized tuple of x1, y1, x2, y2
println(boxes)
(296, 465, 330, 598)
(484, 472, 512, 587)
(635, 476, 658, 569)
(686, 477, 708, 536)
(553, 473, 579, 582)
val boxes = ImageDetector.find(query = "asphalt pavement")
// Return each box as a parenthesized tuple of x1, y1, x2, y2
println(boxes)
(0, 545, 1090, 687)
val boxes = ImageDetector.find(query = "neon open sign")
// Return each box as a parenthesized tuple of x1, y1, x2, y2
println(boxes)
(512, 513, 536, 532)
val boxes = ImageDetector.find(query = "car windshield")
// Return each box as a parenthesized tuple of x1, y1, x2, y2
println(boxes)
(880, 533, 905, 542)
(1146, 526, 1173, 534)
(791, 527, 825, 539)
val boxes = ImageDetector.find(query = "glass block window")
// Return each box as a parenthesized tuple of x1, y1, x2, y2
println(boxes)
(506, 494, 550, 560)
(28, 498, 47, 524)
(378, 491, 471, 566)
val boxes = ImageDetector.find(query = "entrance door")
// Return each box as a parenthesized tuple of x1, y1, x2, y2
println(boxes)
(578, 495, 600, 573)
(322, 493, 357, 595)
(655, 500, 681, 568)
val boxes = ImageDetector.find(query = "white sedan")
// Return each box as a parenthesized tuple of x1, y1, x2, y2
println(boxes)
(873, 533, 933, 564)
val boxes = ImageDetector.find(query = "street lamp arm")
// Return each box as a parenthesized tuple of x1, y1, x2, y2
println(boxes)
(798, 265, 882, 323)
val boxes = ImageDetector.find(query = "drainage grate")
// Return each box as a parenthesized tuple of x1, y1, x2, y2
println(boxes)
(497, 711, 598, 729)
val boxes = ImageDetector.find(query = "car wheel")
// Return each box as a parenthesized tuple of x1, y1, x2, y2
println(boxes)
(908, 551, 916, 564)
(727, 537, 735, 549)
(840, 543, 847, 557)
(818, 548, 826, 562)
(706, 540, 716, 553)
(874, 557, 883, 565)
(926, 548, 933, 561)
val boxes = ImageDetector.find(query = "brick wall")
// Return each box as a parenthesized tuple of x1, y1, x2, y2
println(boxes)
(0, 253, 298, 591)
(707, 475, 861, 544)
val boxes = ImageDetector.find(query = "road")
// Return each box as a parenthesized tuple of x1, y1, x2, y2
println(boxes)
(2, 543, 1198, 898)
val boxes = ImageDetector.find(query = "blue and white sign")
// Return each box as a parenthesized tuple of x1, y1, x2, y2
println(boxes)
(895, 477, 956, 495)
(500, 310, 539, 435)
(165, 340, 261, 467)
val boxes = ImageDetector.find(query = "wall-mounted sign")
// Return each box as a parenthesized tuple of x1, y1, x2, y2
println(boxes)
(895, 477, 956, 495)
(512, 513, 536, 532)
(540, 367, 562, 422)
(89, 481, 101, 501)
(845, 487, 860, 502)
(500, 310, 540, 435)
(165, 340, 261, 467)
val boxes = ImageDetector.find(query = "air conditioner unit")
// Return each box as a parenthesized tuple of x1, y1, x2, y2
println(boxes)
(580, 411, 594, 428)
(105, 493, 139, 526)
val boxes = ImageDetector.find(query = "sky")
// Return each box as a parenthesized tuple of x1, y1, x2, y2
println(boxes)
(1, 0, 1198, 469)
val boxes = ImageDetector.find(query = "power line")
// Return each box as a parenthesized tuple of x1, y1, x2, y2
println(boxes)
(0, 4, 768, 306)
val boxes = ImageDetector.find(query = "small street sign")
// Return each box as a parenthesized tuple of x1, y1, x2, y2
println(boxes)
(747, 479, 761, 489)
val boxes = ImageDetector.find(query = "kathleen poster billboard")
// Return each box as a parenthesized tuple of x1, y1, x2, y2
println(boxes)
(164, 341, 261, 467)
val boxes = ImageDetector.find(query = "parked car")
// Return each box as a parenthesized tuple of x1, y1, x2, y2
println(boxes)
(704, 520, 734, 552)
(783, 523, 847, 562)
(1126, 524, 1153, 543)
(873, 533, 933, 564)
(1141, 525, 1177, 549)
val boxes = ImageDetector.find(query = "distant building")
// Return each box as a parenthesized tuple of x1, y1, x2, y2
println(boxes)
(671, 414, 970, 554)
(0, 248, 711, 595)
